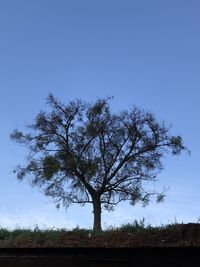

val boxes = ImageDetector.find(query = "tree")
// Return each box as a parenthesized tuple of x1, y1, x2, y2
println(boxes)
(11, 94, 187, 231)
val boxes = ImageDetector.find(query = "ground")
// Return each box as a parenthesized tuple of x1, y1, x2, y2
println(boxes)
(0, 223, 200, 247)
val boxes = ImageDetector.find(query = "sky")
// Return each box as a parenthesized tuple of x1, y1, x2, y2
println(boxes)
(0, 0, 200, 230)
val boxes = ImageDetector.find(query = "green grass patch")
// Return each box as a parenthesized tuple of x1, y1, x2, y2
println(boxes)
(0, 219, 189, 242)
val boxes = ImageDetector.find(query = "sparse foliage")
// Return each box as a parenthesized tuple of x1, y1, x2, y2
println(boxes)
(11, 94, 187, 231)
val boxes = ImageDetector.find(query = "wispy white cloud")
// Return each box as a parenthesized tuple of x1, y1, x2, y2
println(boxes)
(0, 205, 77, 230)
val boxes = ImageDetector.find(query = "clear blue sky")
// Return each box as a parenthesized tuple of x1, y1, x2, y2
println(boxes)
(0, 0, 200, 229)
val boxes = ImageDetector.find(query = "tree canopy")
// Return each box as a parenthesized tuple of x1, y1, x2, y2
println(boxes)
(11, 94, 187, 231)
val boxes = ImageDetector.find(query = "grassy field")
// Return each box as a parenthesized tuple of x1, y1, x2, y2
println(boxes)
(0, 219, 193, 247)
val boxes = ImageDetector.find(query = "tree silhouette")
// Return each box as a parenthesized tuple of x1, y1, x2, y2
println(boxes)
(11, 94, 186, 231)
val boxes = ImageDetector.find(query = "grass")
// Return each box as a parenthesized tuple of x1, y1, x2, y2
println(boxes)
(0, 226, 67, 241)
(0, 219, 197, 247)
(0, 218, 183, 241)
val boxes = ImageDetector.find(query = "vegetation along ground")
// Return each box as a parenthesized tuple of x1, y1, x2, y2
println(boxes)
(0, 221, 200, 248)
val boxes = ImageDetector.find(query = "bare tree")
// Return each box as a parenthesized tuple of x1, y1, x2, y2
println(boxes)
(11, 94, 187, 231)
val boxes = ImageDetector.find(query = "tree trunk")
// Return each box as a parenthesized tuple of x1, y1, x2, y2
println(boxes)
(92, 196, 102, 232)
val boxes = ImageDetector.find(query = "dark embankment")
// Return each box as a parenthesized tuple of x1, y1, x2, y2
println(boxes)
(0, 247, 199, 267)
